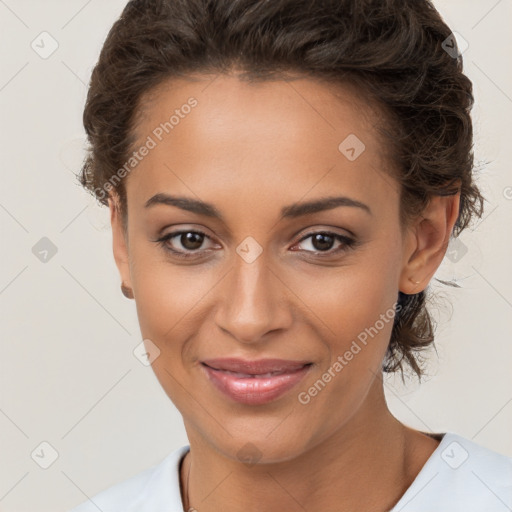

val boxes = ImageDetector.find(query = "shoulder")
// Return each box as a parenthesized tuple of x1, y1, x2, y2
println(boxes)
(68, 445, 189, 512)
(393, 432, 512, 511)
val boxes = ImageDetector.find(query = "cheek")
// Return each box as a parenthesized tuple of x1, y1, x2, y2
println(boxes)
(129, 240, 213, 341)
(291, 261, 399, 425)
(314, 280, 395, 373)
(130, 255, 215, 405)
(289, 248, 402, 415)
(292, 251, 399, 348)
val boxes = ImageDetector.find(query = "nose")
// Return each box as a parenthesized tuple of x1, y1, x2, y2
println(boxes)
(214, 253, 293, 344)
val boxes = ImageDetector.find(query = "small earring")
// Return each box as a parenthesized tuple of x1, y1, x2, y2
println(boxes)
(408, 277, 421, 285)
(121, 282, 134, 299)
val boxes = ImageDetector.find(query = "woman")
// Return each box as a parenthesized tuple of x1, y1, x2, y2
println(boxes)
(69, 0, 512, 510)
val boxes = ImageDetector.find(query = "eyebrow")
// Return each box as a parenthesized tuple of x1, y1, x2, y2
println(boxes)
(144, 193, 372, 220)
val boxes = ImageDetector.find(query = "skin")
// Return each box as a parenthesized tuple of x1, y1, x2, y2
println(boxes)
(108, 73, 460, 512)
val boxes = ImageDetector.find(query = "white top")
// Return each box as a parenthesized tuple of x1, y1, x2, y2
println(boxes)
(69, 432, 512, 512)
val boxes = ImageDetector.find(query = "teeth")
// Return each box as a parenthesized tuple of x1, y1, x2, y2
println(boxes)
(220, 369, 285, 378)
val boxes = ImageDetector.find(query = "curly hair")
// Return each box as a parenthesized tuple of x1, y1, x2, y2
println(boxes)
(78, 0, 485, 379)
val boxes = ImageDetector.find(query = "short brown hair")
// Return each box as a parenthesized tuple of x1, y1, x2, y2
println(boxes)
(79, 0, 485, 378)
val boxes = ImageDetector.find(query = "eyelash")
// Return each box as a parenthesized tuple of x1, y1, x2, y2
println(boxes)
(154, 229, 358, 260)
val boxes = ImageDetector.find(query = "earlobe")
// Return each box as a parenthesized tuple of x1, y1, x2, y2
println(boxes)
(399, 190, 461, 295)
(108, 193, 133, 295)
(120, 281, 134, 299)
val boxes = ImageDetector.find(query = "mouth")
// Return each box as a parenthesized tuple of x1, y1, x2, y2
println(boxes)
(200, 358, 313, 405)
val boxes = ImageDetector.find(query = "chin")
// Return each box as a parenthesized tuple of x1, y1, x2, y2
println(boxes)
(201, 423, 316, 466)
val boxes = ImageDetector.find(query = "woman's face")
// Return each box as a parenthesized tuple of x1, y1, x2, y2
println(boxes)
(110, 73, 443, 462)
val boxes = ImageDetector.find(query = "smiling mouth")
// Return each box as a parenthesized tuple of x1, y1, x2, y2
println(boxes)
(199, 360, 313, 405)
(200, 357, 313, 374)
(201, 363, 311, 378)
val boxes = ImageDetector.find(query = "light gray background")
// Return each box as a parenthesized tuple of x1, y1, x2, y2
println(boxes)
(0, 1, 511, 511)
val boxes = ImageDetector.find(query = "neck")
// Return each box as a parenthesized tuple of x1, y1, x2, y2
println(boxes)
(180, 380, 438, 512)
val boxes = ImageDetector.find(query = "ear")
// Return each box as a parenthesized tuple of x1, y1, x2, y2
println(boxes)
(108, 193, 132, 292)
(399, 189, 461, 295)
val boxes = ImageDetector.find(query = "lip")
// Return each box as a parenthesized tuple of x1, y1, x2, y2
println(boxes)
(200, 358, 313, 405)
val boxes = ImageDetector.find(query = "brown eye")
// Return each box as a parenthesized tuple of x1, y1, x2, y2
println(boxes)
(310, 233, 335, 251)
(155, 229, 216, 259)
(179, 232, 205, 251)
(293, 231, 357, 256)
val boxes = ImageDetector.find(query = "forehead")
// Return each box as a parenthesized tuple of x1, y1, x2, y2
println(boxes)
(135, 72, 378, 147)
(125, 73, 398, 216)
